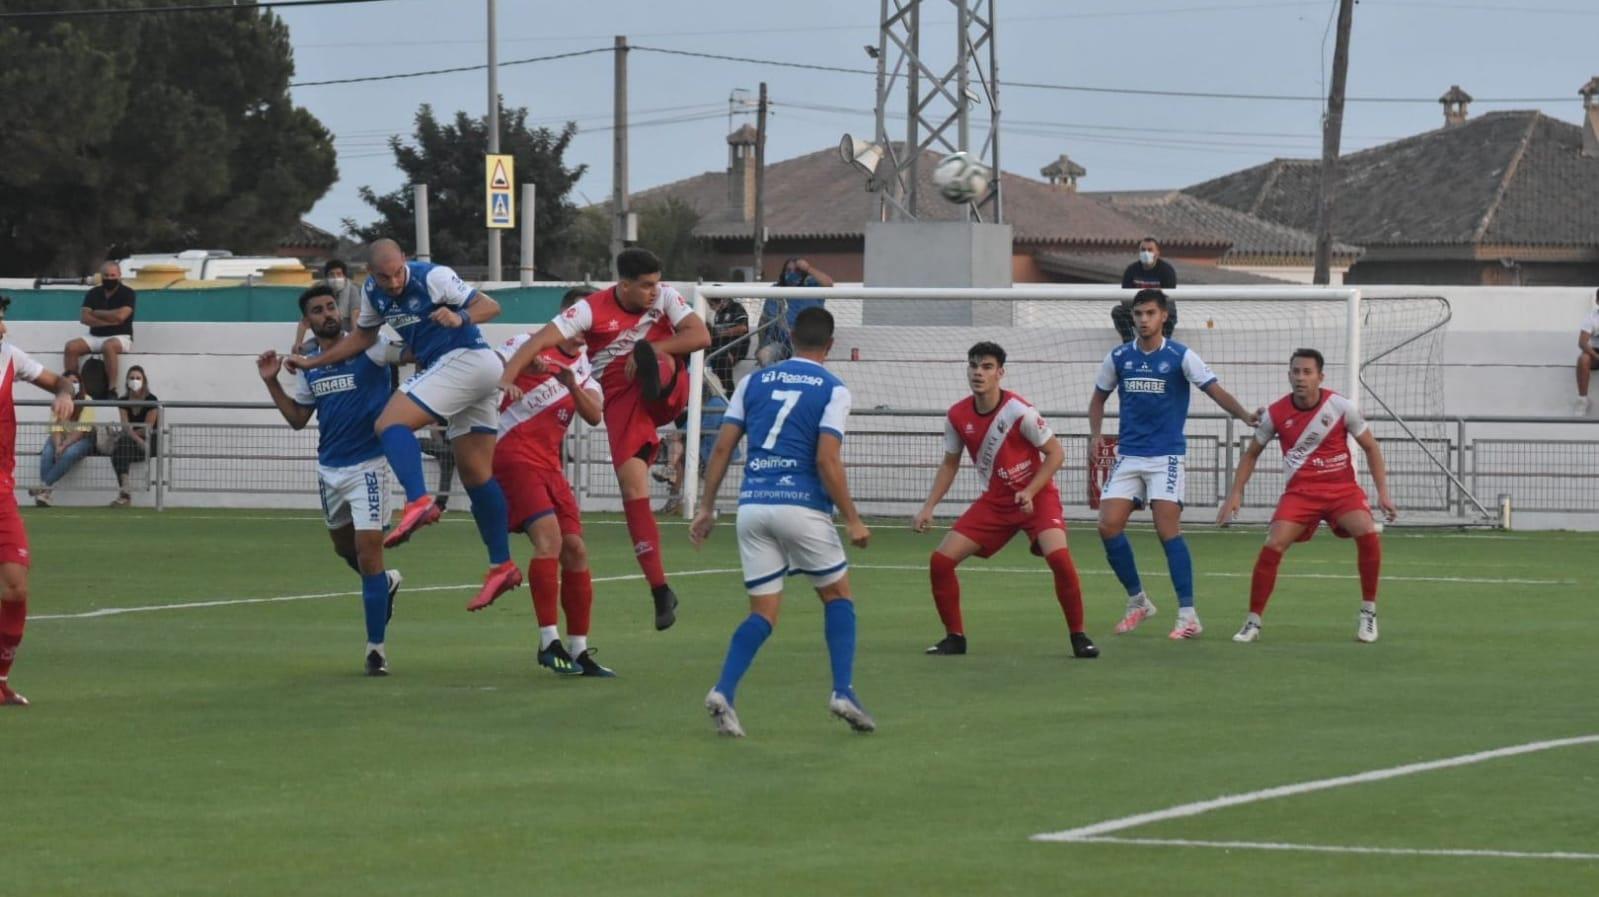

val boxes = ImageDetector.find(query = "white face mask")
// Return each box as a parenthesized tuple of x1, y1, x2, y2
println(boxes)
(328, 275, 347, 291)
(1139, 250, 1156, 266)
(127, 378, 144, 392)
(70, 382, 80, 397)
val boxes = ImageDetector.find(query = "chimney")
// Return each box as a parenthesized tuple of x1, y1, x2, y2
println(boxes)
(1040, 154, 1086, 192)
(726, 124, 758, 221)
(1439, 85, 1472, 127)
(1580, 77, 1599, 158)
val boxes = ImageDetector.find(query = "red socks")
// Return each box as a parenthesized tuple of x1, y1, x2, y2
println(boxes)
(929, 552, 964, 636)
(561, 568, 593, 637)
(622, 497, 667, 589)
(1045, 549, 1086, 634)
(1356, 533, 1381, 601)
(1250, 546, 1284, 616)
(528, 558, 560, 628)
(0, 598, 25, 679)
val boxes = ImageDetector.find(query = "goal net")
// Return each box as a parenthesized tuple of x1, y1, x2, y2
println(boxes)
(684, 285, 1482, 526)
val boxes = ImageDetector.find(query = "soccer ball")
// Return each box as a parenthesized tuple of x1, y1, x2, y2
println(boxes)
(933, 152, 991, 204)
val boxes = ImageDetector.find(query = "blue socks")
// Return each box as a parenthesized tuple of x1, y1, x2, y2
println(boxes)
(1162, 536, 1195, 608)
(380, 425, 428, 502)
(714, 613, 773, 704)
(465, 480, 512, 565)
(823, 599, 857, 696)
(360, 571, 389, 644)
(1101, 533, 1144, 597)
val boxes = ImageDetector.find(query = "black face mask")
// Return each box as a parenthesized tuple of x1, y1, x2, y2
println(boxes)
(102, 278, 120, 290)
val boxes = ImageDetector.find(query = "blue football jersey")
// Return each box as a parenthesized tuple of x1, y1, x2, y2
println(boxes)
(289, 337, 404, 468)
(358, 261, 488, 370)
(724, 358, 851, 513)
(1094, 338, 1217, 457)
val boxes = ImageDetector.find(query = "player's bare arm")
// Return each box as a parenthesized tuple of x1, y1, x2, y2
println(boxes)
(1355, 429, 1399, 522)
(498, 321, 567, 398)
(817, 432, 870, 548)
(555, 366, 603, 426)
(1201, 381, 1261, 427)
(689, 422, 745, 545)
(913, 452, 963, 533)
(1087, 387, 1112, 455)
(285, 325, 378, 373)
(1218, 438, 1267, 526)
(1016, 437, 1065, 515)
(31, 368, 77, 421)
(256, 350, 314, 430)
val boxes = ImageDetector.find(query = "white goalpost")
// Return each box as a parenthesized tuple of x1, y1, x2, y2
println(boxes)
(679, 284, 1479, 525)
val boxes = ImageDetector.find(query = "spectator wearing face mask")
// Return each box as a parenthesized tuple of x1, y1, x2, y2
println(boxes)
(757, 257, 834, 366)
(27, 372, 93, 507)
(108, 365, 159, 508)
(295, 259, 362, 351)
(63, 260, 136, 387)
(1114, 237, 1178, 343)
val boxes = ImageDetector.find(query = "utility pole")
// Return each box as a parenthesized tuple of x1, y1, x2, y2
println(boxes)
(753, 82, 768, 282)
(1313, 0, 1355, 286)
(610, 35, 630, 278)
(486, 0, 501, 282)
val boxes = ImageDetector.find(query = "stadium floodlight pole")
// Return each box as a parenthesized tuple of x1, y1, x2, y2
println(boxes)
(1312, 0, 1355, 285)
(519, 182, 536, 286)
(682, 284, 709, 519)
(413, 184, 431, 261)
(486, 0, 502, 283)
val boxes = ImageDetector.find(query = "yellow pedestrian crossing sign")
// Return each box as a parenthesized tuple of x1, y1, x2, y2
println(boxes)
(485, 153, 514, 229)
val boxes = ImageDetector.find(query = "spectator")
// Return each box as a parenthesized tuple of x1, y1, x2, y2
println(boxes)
(108, 365, 159, 508)
(27, 372, 93, 507)
(757, 257, 834, 366)
(294, 258, 363, 351)
(1114, 237, 1178, 343)
(64, 260, 136, 387)
(1577, 288, 1599, 417)
(706, 294, 750, 395)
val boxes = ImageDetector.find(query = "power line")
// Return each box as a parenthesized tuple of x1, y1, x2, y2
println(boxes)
(0, 0, 391, 19)
(290, 46, 610, 87)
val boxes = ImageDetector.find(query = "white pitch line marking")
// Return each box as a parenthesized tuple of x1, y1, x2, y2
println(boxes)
(1032, 734, 1599, 859)
(1052, 836, 1599, 862)
(33, 568, 741, 621)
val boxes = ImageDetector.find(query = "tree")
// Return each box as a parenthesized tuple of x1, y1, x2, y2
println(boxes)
(0, 3, 336, 275)
(559, 197, 713, 282)
(348, 103, 586, 277)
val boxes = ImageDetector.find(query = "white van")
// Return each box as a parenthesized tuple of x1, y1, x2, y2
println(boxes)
(119, 250, 296, 281)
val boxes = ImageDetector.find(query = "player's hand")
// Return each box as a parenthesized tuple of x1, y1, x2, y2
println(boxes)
(1216, 494, 1242, 527)
(256, 350, 282, 381)
(689, 508, 716, 546)
(1090, 435, 1108, 458)
(1015, 491, 1035, 516)
(498, 381, 524, 403)
(1241, 407, 1262, 428)
(553, 365, 577, 388)
(430, 307, 464, 328)
(911, 508, 934, 533)
(51, 389, 74, 422)
(846, 518, 871, 548)
(283, 354, 311, 374)
(1378, 491, 1398, 523)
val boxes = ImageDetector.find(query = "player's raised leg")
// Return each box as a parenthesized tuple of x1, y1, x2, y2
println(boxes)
(375, 393, 442, 547)
(1152, 499, 1201, 639)
(1034, 528, 1099, 658)
(452, 430, 521, 609)
(0, 562, 31, 706)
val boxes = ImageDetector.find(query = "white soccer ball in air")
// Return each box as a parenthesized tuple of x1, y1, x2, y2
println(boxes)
(933, 152, 991, 204)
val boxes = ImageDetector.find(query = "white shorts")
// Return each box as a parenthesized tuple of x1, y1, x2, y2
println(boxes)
(319, 457, 391, 531)
(736, 504, 849, 596)
(81, 334, 132, 353)
(1102, 453, 1187, 509)
(401, 347, 503, 439)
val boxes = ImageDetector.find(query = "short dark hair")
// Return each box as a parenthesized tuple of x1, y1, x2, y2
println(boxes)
(791, 306, 834, 350)
(1131, 288, 1168, 311)
(561, 286, 595, 310)
(298, 283, 337, 315)
(1290, 347, 1325, 372)
(616, 248, 662, 280)
(323, 258, 348, 277)
(967, 341, 1007, 367)
(1139, 236, 1160, 248)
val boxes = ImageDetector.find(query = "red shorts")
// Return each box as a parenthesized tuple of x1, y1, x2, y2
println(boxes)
(0, 497, 30, 568)
(496, 463, 582, 537)
(952, 488, 1067, 559)
(1273, 481, 1371, 542)
(604, 356, 690, 468)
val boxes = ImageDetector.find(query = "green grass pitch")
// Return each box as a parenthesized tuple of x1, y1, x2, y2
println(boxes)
(5, 508, 1597, 895)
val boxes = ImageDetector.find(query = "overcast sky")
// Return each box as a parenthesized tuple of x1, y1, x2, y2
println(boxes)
(279, 0, 1599, 234)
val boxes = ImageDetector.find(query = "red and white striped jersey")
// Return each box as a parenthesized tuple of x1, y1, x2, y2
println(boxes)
(493, 336, 600, 473)
(0, 343, 45, 491)
(551, 284, 695, 398)
(944, 391, 1059, 500)
(1253, 389, 1369, 489)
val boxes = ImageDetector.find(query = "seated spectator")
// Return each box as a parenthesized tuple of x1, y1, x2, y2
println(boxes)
(757, 258, 833, 366)
(108, 365, 159, 508)
(707, 294, 750, 395)
(1576, 288, 1598, 417)
(1114, 237, 1178, 343)
(28, 372, 93, 507)
(64, 260, 136, 387)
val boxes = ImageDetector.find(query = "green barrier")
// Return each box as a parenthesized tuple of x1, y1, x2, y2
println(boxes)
(2, 285, 568, 324)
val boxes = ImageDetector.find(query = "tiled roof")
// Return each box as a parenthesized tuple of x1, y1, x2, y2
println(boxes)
(278, 219, 339, 249)
(1086, 189, 1361, 261)
(1186, 110, 1599, 248)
